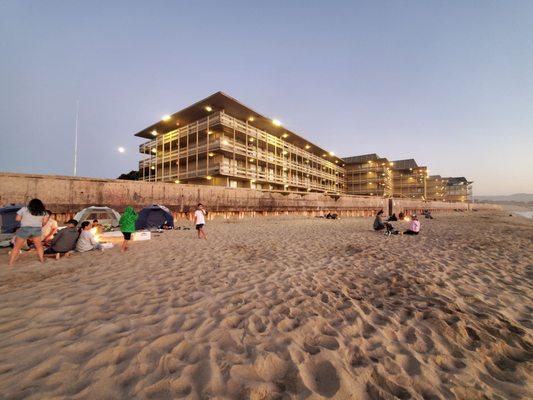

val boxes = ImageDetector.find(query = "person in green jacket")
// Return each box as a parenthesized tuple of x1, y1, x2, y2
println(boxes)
(119, 206, 138, 252)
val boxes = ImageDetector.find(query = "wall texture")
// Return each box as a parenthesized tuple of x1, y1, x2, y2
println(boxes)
(0, 172, 499, 222)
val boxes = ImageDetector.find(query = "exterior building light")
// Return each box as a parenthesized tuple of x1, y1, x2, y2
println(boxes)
(305, 144, 311, 149)
(151, 148, 157, 153)
(174, 180, 180, 183)
(222, 140, 229, 145)
(282, 150, 288, 155)
(322, 154, 327, 157)
(249, 158, 255, 162)
(249, 138, 254, 142)
(206, 176, 212, 180)
(208, 152, 214, 157)
(389, 162, 394, 166)
(205, 106, 213, 112)
(251, 179, 256, 183)
(208, 130, 213, 134)
(329, 151, 335, 156)
(248, 117, 255, 122)
(283, 167, 288, 171)
(151, 166, 155, 170)
(162, 115, 171, 121)
(151, 130, 158, 136)
(282, 133, 289, 138)
(272, 119, 282, 127)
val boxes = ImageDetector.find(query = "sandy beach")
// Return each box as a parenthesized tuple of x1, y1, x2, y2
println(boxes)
(0, 212, 531, 399)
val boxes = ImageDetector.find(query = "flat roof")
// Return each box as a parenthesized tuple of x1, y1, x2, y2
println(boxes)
(134, 91, 344, 164)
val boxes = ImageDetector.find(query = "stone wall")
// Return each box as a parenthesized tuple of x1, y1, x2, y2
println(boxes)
(0, 172, 500, 222)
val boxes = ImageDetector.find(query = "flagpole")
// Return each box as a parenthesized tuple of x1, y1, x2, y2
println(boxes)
(74, 100, 79, 176)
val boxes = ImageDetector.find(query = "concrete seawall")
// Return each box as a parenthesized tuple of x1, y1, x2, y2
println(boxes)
(0, 172, 499, 222)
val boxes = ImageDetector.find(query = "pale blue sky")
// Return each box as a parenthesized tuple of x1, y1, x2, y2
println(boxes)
(1, 0, 532, 195)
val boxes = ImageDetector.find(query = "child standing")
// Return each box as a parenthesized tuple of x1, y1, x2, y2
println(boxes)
(119, 206, 138, 252)
(194, 203, 207, 240)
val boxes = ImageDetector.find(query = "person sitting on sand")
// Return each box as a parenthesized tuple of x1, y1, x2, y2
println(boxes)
(41, 210, 58, 246)
(76, 221, 102, 252)
(387, 213, 398, 221)
(373, 210, 394, 232)
(44, 219, 79, 259)
(119, 206, 137, 252)
(8, 198, 48, 266)
(398, 212, 405, 221)
(194, 203, 207, 240)
(403, 214, 421, 235)
(91, 219, 103, 234)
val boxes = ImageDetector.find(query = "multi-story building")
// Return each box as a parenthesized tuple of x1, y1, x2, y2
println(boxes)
(391, 159, 428, 199)
(134, 92, 473, 201)
(136, 92, 345, 193)
(443, 177, 473, 202)
(426, 175, 446, 201)
(343, 154, 393, 197)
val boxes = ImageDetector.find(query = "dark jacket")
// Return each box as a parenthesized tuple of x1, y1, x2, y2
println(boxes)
(373, 215, 385, 230)
(51, 227, 79, 252)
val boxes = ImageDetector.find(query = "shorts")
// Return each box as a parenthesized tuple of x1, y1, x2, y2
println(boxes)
(15, 226, 42, 239)
(122, 232, 132, 240)
(195, 224, 205, 230)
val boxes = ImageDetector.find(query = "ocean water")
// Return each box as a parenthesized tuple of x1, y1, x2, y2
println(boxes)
(512, 211, 533, 219)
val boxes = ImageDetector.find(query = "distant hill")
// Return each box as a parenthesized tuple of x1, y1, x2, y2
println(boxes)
(475, 193, 533, 203)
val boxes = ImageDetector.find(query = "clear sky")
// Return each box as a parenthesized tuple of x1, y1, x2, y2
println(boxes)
(1, 0, 532, 195)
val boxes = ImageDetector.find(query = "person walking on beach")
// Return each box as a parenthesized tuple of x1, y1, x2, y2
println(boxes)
(119, 206, 138, 252)
(8, 198, 47, 266)
(403, 214, 421, 235)
(194, 203, 207, 240)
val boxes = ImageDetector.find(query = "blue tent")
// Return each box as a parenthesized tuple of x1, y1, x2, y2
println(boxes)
(135, 205, 174, 230)
(0, 205, 23, 234)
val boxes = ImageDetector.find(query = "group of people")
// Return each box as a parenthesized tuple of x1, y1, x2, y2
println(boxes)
(7, 199, 209, 266)
(373, 210, 421, 235)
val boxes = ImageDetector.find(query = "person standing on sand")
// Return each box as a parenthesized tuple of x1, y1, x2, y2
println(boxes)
(194, 203, 207, 240)
(8, 198, 47, 266)
(403, 214, 421, 235)
(119, 206, 138, 252)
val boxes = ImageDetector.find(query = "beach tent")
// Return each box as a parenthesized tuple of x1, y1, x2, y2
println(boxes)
(74, 206, 121, 228)
(0, 204, 22, 234)
(135, 204, 174, 230)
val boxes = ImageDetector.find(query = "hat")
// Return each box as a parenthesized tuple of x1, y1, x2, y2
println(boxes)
(66, 219, 78, 226)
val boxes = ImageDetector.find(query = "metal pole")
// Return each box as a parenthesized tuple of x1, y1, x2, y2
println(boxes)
(73, 100, 79, 176)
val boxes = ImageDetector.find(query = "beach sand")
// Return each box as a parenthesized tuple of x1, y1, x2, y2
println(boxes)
(0, 213, 532, 399)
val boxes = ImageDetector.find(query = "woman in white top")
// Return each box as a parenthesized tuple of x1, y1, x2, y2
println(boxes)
(76, 221, 103, 252)
(194, 203, 207, 240)
(9, 199, 47, 266)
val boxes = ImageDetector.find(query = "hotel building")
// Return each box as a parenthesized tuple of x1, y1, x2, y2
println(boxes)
(343, 154, 393, 197)
(135, 92, 473, 202)
(390, 159, 428, 199)
(136, 92, 345, 193)
(426, 175, 446, 201)
(443, 177, 473, 202)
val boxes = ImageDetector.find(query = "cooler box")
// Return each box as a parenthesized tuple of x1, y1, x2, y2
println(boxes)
(133, 231, 151, 241)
